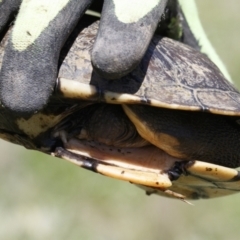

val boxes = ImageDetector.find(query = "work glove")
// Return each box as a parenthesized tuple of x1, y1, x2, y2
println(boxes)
(0, 0, 168, 115)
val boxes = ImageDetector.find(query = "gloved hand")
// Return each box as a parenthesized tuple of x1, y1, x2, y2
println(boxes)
(0, 0, 168, 115)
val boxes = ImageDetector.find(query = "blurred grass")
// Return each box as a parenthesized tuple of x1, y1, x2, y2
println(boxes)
(196, 0, 240, 89)
(1, 1, 240, 239)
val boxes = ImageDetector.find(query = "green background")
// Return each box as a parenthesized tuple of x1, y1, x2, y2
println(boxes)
(1, 1, 240, 239)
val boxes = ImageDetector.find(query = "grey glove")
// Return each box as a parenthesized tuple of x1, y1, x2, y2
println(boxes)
(0, 0, 168, 115)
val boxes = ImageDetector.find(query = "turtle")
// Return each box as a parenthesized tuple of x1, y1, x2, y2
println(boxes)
(1, 20, 240, 201)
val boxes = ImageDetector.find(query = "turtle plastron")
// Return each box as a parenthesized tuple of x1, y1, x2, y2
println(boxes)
(52, 135, 191, 201)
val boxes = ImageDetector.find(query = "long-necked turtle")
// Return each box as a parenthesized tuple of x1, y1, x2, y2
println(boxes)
(1, 20, 240, 201)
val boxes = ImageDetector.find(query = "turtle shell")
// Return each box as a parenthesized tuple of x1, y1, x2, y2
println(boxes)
(58, 21, 240, 116)
(45, 21, 240, 200)
(1, 20, 240, 201)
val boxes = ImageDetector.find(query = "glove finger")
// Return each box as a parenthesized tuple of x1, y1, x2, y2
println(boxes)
(91, 0, 168, 79)
(0, 0, 93, 115)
